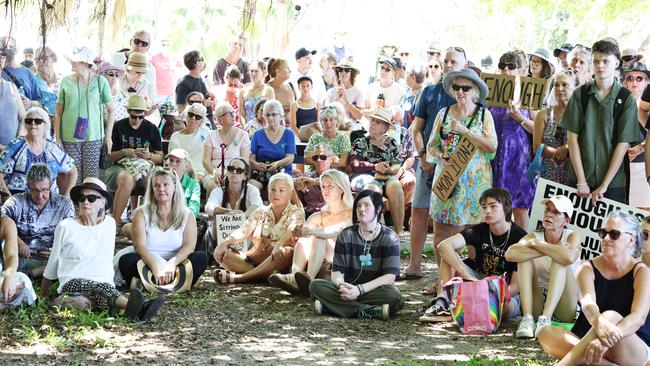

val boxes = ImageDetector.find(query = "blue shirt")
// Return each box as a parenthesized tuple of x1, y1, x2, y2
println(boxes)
(1, 191, 75, 253)
(250, 128, 296, 174)
(1, 66, 43, 102)
(413, 83, 456, 146)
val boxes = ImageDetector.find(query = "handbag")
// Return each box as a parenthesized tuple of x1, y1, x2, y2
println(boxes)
(525, 143, 545, 182)
(443, 274, 510, 334)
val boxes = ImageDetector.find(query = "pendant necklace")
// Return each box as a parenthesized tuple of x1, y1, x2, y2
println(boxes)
(489, 224, 511, 253)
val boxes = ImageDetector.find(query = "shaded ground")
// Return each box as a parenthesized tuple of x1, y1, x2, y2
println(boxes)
(0, 237, 555, 365)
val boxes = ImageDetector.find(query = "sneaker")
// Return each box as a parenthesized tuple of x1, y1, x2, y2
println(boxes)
(358, 304, 390, 320)
(268, 274, 299, 295)
(294, 271, 312, 297)
(124, 288, 145, 321)
(516, 314, 535, 339)
(535, 315, 551, 338)
(314, 299, 323, 315)
(419, 297, 451, 323)
(139, 295, 165, 322)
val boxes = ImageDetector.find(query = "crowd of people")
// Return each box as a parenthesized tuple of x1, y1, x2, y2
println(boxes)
(2, 30, 650, 364)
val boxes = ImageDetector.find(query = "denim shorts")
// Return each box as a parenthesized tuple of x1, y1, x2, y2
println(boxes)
(412, 164, 434, 209)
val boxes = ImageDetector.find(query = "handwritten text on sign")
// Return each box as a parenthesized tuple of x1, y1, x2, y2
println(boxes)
(529, 178, 646, 261)
(214, 213, 246, 247)
(481, 73, 548, 110)
(432, 135, 478, 201)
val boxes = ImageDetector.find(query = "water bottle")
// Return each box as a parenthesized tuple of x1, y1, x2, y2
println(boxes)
(376, 93, 385, 108)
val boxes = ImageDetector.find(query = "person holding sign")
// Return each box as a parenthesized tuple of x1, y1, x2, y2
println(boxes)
(269, 169, 353, 296)
(538, 211, 650, 366)
(213, 173, 305, 284)
(420, 188, 526, 322)
(490, 51, 536, 230)
(533, 70, 579, 185)
(561, 40, 642, 205)
(505, 195, 581, 339)
(425, 69, 497, 271)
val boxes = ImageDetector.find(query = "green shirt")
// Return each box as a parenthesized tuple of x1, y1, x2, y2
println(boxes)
(57, 75, 112, 142)
(181, 174, 201, 217)
(305, 132, 352, 156)
(560, 81, 641, 189)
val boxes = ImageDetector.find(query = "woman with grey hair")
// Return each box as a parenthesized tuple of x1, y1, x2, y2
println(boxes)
(40, 177, 164, 322)
(213, 172, 305, 284)
(0, 107, 76, 196)
(304, 104, 351, 169)
(249, 99, 296, 192)
(539, 211, 650, 366)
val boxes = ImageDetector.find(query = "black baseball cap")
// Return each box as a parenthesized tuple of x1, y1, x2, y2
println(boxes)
(295, 47, 316, 60)
(553, 43, 574, 57)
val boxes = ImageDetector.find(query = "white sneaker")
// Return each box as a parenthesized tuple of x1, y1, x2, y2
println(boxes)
(535, 315, 551, 338)
(516, 314, 535, 338)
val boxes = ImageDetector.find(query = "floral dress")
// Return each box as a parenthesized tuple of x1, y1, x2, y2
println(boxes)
(426, 107, 497, 225)
(540, 107, 568, 184)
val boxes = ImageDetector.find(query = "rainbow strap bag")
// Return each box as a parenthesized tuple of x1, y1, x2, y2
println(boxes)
(443, 274, 510, 334)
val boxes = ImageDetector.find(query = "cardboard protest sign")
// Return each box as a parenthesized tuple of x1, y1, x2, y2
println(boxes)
(529, 178, 646, 261)
(481, 73, 548, 110)
(432, 135, 477, 201)
(213, 213, 247, 249)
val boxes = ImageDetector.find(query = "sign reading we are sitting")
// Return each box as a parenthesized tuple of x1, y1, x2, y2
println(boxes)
(480, 73, 549, 110)
(529, 179, 647, 261)
(214, 213, 247, 246)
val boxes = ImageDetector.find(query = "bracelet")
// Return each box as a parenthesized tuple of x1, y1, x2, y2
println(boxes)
(357, 284, 365, 296)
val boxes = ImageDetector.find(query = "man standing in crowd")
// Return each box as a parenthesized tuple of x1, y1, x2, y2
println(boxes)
(562, 39, 642, 204)
(176, 50, 214, 122)
(292, 47, 327, 104)
(212, 36, 250, 86)
(0, 36, 43, 109)
(426, 41, 442, 63)
(150, 38, 182, 100)
(553, 43, 574, 71)
(1, 164, 74, 280)
(401, 47, 466, 281)
(111, 30, 157, 97)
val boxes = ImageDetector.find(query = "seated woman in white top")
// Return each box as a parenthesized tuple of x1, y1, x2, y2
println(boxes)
(0, 210, 36, 309)
(117, 167, 208, 292)
(505, 195, 581, 339)
(269, 169, 353, 296)
(40, 178, 162, 322)
(168, 103, 210, 181)
(205, 158, 263, 218)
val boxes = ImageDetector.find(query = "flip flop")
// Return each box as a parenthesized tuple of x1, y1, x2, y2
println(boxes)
(213, 269, 236, 284)
(396, 273, 424, 281)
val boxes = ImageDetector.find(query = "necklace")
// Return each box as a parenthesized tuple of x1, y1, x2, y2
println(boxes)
(489, 224, 511, 252)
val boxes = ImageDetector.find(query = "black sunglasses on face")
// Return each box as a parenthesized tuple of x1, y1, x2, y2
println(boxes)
(313, 154, 330, 161)
(227, 166, 246, 174)
(132, 38, 149, 48)
(336, 67, 352, 73)
(597, 228, 633, 240)
(127, 87, 137, 93)
(188, 100, 203, 105)
(104, 71, 118, 77)
(428, 51, 440, 56)
(498, 62, 517, 70)
(643, 230, 649, 241)
(188, 112, 203, 120)
(428, 64, 440, 69)
(78, 193, 101, 203)
(451, 84, 472, 92)
(129, 114, 145, 120)
(399, 52, 410, 57)
(622, 55, 636, 63)
(25, 118, 45, 125)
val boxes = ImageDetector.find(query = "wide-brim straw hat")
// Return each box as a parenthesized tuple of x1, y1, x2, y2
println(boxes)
(126, 52, 148, 73)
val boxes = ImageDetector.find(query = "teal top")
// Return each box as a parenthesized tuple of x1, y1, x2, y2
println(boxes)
(57, 75, 112, 142)
(181, 174, 201, 217)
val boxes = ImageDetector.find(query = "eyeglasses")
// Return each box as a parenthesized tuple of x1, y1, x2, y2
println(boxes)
(30, 187, 50, 194)
(226, 166, 246, 174)
(77, 193, 101, 203)
(219, 111, 235, 118)
(104, 71, 118, 77)
(188, 99, 203, 105)
(336, 67, 352, 73)
(597, 228, 634, 240)
(132, 38, 150, 48)
(428, 64, 440, 69)
(25, 118, 45, 125)
(427, 51, 440, 56)
(381, 66, 392, 72)
(188, 112, 203, 120)
(625, 75, 647, 83)
(127, 87, 137, 93)
(498, 62, 517, 70)
(129, 114, 145, 120)
(264, 112, 282, 119)
(451, 84, 472, 92)
(313, 154, 330, 161)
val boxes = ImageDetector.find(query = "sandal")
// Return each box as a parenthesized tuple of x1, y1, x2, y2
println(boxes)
(213, 269, 237, 284)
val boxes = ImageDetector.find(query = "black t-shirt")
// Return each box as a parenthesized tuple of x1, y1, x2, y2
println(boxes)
(212, 58, 251, 85)
(460, 222, 526, 278)
(111, 118, 162, 152)
(175, 75, 213, 120)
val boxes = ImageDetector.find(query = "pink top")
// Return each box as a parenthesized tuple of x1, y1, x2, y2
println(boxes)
(205, 127, 251, 170)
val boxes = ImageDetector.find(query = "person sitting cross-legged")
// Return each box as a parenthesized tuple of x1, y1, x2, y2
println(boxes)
(308, 189, 405, 320)
(420, 187, 526, 322)
(505, 195, 582, 339)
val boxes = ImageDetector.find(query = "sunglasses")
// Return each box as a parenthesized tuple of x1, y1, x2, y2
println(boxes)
(498, 62, 517, 70)
(451, 84, 472, 92)
(597, 228, 634, 240)
(77, 193, 101, 203)
(447, 47, 467, 60)
(129, 114, 145, 120)
(25, 118, 45, 125)
(188, 99, 203, 105)
(428, 64, 440, 69)
(625, 75, 647, 83)
(313, 154, 330, 161)
(219, 111, 235, 118)
(127, 87, 137, 93)
(227, 166, 246, 174)
(574, 44, 592, 53)
(381, 66, 393, 72)
(427, 51, 440, 56)
(336, 67, 352, 73)
(399, 52, 410, 57)
(622, 55, 636, 63)
(132, 38, 149, 48)
(188, 112, 203, 120)
(104, 71, 118, 77)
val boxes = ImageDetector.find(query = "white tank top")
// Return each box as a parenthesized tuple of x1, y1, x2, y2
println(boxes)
(144, 208, 190, 260)
(531, 228, 580, 289)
